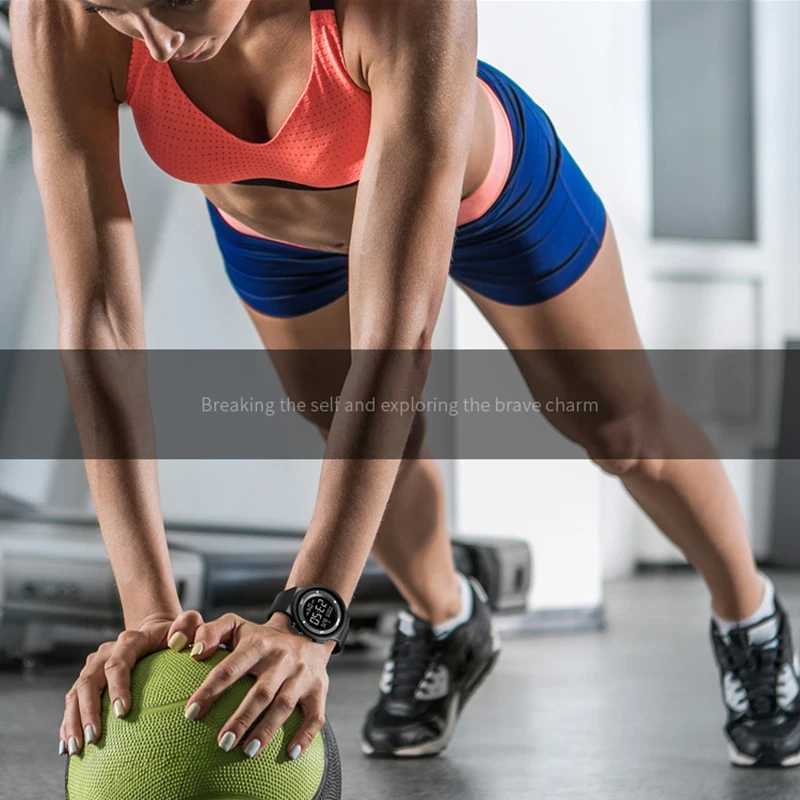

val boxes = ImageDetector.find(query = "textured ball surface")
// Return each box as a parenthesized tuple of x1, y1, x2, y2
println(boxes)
(65, 647, 341, 800)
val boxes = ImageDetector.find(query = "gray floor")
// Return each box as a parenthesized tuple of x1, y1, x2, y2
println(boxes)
(3, 573, 800, 799)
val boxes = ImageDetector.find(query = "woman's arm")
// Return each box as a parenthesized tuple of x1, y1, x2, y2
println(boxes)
(286, 0, 478, 600)
(11, 0, 181, 629)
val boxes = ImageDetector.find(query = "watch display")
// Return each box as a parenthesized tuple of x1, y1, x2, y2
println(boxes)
(296, 588, 343, 637)
(268, 585, 349, 654)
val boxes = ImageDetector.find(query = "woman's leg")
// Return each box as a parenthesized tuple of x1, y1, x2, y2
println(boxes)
(241, 296, 462, 624)
(453, 219, 764, 620)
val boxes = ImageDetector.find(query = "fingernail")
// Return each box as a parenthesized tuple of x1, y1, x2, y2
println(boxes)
(84, 724, 96, 745)
(185, 702, 201, 721)
(67, 736, 79, 756)
(113, 699, 125, 719)
(190, 642, 204, 658)
(219, 731, 236, 752)
(244, 739, 261, 759)
(289, 745, 302, 761)
(58, 739, 66, 756)
(168, 632, 188, 652)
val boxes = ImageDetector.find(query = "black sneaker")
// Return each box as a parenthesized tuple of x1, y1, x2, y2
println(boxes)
(711, 597, 800, 767)
(361, 576, 501, 757)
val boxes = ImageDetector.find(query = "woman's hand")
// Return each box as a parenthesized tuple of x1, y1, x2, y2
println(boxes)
(180, 611, 333, 761)
(59, 609, 204, 757)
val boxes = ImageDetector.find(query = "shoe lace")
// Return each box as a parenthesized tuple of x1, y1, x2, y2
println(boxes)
(723, 624, 791, 718)
(389, 629, 442, 699)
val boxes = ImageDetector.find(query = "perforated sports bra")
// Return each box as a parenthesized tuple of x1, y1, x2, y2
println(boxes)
(125, 0, 372, 190)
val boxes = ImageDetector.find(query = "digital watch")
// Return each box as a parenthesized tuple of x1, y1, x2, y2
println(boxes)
(267, 586, 350, 654)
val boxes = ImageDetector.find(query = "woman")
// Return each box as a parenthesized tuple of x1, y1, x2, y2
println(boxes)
(10, 0, 800, 769)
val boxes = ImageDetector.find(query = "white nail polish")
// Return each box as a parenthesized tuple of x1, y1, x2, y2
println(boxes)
(113, 699, 125, 718)
(68, 737, 79, 756)
(84, 724, 96, 745)
(168, 631, 188, 652)
(289, 745, 302, 761)
(244, 739, 261, 759)
(185, 702, 201, 721)
(58, 739, 66, 756)
(219, 731, 236, 752)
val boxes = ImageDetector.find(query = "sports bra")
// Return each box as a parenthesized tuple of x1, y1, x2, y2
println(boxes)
(125, 0, 372, 190)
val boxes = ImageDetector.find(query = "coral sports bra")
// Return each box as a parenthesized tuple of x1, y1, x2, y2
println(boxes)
(126, 0, 372, 190)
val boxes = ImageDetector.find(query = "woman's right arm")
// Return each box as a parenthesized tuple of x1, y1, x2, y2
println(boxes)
(11, 0, 182, 630)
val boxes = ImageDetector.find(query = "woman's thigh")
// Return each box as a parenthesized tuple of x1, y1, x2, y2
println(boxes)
(242, 294, 353, 431)
(454, 219, 663, 454)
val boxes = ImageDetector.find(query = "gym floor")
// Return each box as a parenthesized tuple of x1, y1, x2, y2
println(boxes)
(3, 573, 800, 799)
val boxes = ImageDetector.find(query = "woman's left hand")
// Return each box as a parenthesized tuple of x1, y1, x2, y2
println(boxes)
(180, 611, 334, 760)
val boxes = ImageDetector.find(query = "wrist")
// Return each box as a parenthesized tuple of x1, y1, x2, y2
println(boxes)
(122, 583, 182, 631)
(264, 611, 294, 634)
(127, 605, 182, 631)
(264, 613, 338, 655)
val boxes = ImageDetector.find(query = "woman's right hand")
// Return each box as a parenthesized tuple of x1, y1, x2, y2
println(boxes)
(59, 609, 205, 757)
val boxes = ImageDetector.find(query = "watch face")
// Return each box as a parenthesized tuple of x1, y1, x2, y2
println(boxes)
(297, 589, 343, 637)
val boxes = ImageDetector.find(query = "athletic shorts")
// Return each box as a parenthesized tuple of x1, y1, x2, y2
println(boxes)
(207, 60, 608, 319)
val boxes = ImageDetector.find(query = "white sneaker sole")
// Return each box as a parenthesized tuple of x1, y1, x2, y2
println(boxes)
(727, 739, 800, 768)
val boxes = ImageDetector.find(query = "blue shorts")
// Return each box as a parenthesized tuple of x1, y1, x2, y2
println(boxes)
(207, 60, 607, 319)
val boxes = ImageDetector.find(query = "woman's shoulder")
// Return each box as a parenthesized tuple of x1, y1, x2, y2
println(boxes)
(10, 0, 131, 104)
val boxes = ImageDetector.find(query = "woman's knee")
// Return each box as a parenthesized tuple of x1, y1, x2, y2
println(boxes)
(581, 394, 669, 482)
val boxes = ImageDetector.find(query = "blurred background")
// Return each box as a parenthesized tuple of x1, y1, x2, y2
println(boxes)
(2, 1, 800, 797)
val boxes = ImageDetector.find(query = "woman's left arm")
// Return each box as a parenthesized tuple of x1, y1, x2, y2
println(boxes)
(286, 0, 478, 602)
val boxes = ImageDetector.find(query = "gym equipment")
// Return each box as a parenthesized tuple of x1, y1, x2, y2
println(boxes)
(0, 522, 205, 664)
(453, 536, 531, 612)
(65, 647, 341, 800)
(0, 520, 532, 663)
(167, 530, 531, 623)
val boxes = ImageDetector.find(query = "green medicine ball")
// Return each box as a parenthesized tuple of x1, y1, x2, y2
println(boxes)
(65, 647, 341, 800)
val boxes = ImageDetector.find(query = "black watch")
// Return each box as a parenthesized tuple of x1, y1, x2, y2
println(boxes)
(267, 586, 350, 654)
